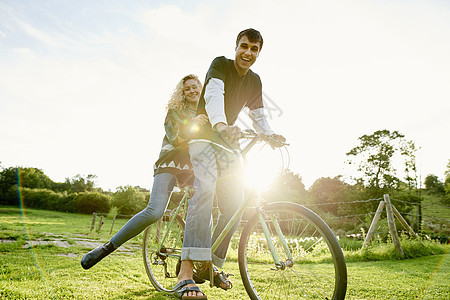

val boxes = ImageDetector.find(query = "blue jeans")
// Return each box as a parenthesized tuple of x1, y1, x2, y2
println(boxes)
(110, 172, 176, 247)
(181, 141, 244, 268)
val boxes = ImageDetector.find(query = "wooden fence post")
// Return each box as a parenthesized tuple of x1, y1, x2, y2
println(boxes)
(96, 215, 104, 232)
(90, 212, 97, 231)
(362, 200, 385, 249)
(110, 216, 116, 235)
(391, 205, 418, 238)
(384, 194, 404, 256)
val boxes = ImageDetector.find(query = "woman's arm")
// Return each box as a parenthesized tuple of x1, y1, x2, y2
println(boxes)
(164, 110, 208, 147)
(164, 110, 184, 147)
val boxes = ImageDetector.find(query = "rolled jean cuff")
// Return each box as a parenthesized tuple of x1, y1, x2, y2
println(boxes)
(181, 247, 211, 261)
(212, 253, 225, 268)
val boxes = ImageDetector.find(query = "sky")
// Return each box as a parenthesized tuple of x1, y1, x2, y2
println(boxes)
(0, 0, 449, 191)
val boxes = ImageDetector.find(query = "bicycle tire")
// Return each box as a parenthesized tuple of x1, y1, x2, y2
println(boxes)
(238, 202, 347, 300)
(142, 212, 185, 292)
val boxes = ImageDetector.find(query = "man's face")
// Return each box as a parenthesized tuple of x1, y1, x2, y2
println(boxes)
(234, 35, 261, 74)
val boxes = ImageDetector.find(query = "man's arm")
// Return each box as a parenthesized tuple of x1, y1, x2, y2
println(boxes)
(204, 78, 242, 140)
(249, 107, 286, 147)
(248, 107, 274, 135)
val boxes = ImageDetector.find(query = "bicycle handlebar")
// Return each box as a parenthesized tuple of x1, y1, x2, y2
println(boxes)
(240, 129, 289, 147)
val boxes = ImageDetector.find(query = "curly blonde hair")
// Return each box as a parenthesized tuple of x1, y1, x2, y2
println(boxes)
(166, 74, 203, 111)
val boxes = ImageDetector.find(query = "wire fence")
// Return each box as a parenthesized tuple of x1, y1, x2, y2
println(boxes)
(88, 195, 449, 239)
(305, 197, 383, 206)
(299, 196, 449, 241)
(301, 197, 449, 222)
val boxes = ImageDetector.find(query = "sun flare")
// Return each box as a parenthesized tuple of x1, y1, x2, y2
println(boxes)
(243, 143, 288, 192)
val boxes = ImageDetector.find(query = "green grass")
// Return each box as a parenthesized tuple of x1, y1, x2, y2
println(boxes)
(421, 192, 449, 220)
(1, 206, 449, 299)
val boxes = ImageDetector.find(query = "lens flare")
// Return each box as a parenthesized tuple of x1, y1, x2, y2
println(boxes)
(243, 144, 283, 192)
(17, 168, 57, 297)
(189, 123, 200, 133)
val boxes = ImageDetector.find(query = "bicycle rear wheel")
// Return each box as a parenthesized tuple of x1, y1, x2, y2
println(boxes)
(142, 211, 185, 292)
(238, 202, 347, 300)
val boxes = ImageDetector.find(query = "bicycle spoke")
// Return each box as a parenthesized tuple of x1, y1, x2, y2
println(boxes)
(239, 202, 347, 300)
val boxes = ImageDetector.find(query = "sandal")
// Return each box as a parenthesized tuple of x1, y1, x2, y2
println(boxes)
(176, 259, 206, 284)
(172, 279, 207, 299)
(195, 263, 233, 290)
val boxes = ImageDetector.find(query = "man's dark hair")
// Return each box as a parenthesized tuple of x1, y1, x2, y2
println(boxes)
(236, 28, 263, 50)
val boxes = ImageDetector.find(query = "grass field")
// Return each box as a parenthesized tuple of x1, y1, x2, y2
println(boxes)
(1, 206, 449, 299)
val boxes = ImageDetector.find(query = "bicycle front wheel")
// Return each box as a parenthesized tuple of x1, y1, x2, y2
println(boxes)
(238, 202, 347, 300)
(142, 212, 185, 292)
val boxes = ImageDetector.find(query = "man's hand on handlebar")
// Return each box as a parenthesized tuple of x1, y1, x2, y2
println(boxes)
(267, 133, 287, 148)
(214, 122, 242, 144)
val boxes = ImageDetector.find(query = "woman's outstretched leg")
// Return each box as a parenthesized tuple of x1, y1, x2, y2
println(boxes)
(81, 173, 176, 269)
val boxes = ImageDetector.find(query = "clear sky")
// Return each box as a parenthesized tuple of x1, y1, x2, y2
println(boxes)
(1, 0, 449, 191)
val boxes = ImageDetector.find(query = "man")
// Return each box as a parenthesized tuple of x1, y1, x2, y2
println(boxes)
(174, 28, 285, 299)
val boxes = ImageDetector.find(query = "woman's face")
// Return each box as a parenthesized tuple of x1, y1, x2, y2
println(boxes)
(183, 79, 201, 104)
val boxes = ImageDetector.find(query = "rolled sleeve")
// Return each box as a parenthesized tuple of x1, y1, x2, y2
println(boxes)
(249, 107, 274, 135)
(205, 78, 227, 128)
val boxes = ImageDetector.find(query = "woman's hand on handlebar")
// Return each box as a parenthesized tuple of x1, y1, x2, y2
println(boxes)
(194, 114, 209, 126)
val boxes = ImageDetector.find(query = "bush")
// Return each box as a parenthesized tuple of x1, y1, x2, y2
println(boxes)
(1, 185, 20, 206)
(22, 188, 53, 209)
(8, 187, 110, 214)
(20, 188, 76, 212)
(111, 186, 147, 216)
(107, 206, 119, 219)
(75, 192, 111, 214)
(62, 193, 78, 213)
(338, 237, 363, 251)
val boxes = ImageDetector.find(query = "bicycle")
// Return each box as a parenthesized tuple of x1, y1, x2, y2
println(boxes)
(142, 130, 347, 299)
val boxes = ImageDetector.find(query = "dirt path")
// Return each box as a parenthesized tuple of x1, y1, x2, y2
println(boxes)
(1, 232, 140, 257)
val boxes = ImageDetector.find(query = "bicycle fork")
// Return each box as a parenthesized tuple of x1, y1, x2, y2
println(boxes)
(259, 210, 294, 270)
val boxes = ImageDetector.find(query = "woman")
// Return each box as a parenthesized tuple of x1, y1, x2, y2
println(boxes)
(81, 75, 208, 274)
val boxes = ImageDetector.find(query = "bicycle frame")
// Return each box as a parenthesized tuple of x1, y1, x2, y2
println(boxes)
(210, 133, 293, 271)
(210, 189, 293, 271)
(153, 132, 293, 276)
(156, 186, 191, 255)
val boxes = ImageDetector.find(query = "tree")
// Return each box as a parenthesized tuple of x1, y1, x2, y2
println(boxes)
(444, 160, 450, 193)
(262, 170, 307, 204)
(444, 160, 450, 205)
(0, 167, 55, 204)
(0, 167, 18, 204)
(346, 129, 418, 197)
(64, 174, 99, 193)
(424, 174, 445, 194)
(308, 176, 353, 215)
(401, 139, 420, 193)
(19, 167, 54, 189)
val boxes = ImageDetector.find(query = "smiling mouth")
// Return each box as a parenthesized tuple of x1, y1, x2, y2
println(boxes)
(241, 57, 251, 62)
